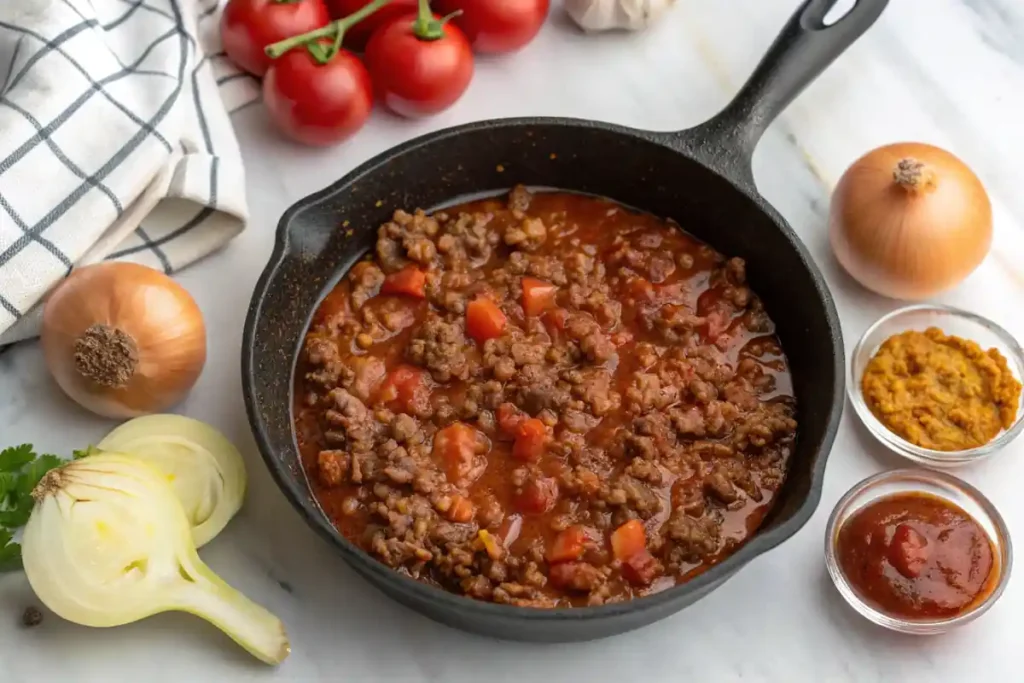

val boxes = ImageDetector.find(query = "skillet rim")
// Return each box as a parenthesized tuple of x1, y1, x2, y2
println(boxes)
(242, 115, 845, 626)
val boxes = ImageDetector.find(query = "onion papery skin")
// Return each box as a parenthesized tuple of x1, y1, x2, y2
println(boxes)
(41, 263, 207, 418)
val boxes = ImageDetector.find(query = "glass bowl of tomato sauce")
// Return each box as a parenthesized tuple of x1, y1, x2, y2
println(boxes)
(824, 468, 1012, 635)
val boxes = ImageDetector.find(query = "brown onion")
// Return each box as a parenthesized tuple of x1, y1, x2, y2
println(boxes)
(41, 263, 207, 418)
(829, 142, 992, 300)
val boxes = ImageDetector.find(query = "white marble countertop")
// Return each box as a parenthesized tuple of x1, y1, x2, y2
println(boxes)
(2, 0, 1022, 680)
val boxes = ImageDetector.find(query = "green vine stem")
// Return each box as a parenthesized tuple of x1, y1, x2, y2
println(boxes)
(411, 0, 460, 41)
(264, 0, 392, 62)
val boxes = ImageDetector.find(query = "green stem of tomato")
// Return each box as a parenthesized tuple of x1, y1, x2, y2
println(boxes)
(264, 0, 392, 60)
(411, 0, 460, 41)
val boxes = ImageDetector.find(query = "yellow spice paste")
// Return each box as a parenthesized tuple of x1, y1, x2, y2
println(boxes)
(862, 327, 1022, 451)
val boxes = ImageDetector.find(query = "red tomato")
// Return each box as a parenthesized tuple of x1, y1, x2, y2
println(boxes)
(512, 418, 547, 462)
(621, 549, 660, 586)
(221, 0, 330, 77)
(447, 494, 476, 523)
(889, 523, 930, 579)
(521, 276, 557, 316)
(548, 525, 588, 564)
(326, 0, 418, 51)
(436, 0, 549, 54)
(513, 477, 558, 514)
(377, 365, 430, 413)
(364, 12, 474, 118)
(465, 297, 506, 344)
(542, 307, 568, 333)
(610, 519, 646, 561)
(381, 265, 427, 298)
(626, 277, 654, 301)
(433, 422, 483, 483)
(496, 402, 526, 436)
(263, 44, 373, 146)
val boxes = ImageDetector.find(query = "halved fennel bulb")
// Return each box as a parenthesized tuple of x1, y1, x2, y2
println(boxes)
(96, 414, 246, 547)
(23, 454, 289, 665)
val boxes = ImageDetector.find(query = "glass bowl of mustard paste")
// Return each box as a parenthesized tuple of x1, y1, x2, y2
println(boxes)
(825, 469, 1011, 634)
(849, 304, 1024, 468)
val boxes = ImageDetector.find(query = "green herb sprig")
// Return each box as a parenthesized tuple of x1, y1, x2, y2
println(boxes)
(0, 444, 98, 571)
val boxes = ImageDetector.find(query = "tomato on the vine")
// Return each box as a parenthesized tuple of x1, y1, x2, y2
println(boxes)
(221, 0, 330, 76)
(325, 0, 418, 51)
(364, 8, 474, 118)
(435, 0, 549, 54)
(263, 42, 373, 146)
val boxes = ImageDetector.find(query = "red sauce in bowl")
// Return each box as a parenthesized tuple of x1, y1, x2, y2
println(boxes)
(836, 492, 998, 619)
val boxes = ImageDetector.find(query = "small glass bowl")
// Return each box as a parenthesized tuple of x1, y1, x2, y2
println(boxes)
(849, 304, 1024, 468)
(824, 468, 1012, 635)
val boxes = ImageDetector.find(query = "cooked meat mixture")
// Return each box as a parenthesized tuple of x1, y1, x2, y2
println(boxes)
(294, 187, 797, 608)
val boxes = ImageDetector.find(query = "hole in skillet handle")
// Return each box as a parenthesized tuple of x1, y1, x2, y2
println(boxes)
(820, 0, 857, 26)
(659, 0, 889, 190)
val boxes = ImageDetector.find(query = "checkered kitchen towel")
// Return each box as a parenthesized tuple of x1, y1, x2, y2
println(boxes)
(0, 0, 260, 345)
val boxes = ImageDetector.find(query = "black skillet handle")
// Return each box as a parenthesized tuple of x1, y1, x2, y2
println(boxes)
(673, 0, 888, 187)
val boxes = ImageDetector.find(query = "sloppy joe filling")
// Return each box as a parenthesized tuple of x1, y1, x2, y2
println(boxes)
(294, 187, 797, 608)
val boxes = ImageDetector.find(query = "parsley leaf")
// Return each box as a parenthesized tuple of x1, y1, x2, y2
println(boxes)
(0, 446, 72, 572)
(0, 504, 31, 530)
(0, 454, 65, 529)
(0, 472, 17, 500)
(18, 455, 64, 499)
(0, 445, 35, 472)
(0, 529, 22, 572)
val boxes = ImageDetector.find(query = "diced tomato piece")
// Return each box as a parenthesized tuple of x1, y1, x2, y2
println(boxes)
(548, 525, 588, 564)
(496, 402, 526, 436)
(889, 523, 929, 579)
(627, 277, 654, 300)
(514, 477, 558, 514)
(512, 418, 548, 462)
(542, 307, 568, 332)
(521, 277, 558, 316)
(465, 296, 507, 344)
(621, 549, 660, 586)
(610, 519, 646, 561)
(447, 494, 476, 523)
(377, 365, 429, 413)
(381, 265, 427, 298)
(433, 422, 483, 483)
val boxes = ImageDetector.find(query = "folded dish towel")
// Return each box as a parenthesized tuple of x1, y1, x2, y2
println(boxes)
(0, 0, 259, 345)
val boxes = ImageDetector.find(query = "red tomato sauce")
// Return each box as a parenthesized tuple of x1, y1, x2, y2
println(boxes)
(836, 492, 998, 619)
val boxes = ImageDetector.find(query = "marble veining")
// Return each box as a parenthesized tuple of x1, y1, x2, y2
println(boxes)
(1, 0, 1022, 680)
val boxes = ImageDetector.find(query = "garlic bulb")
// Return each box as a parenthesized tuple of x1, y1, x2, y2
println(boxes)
(565, 0, 675, 32)
(23, 455, 289, 665)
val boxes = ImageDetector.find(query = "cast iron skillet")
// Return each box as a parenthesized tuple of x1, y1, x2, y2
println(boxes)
(243, 0, 887, 642)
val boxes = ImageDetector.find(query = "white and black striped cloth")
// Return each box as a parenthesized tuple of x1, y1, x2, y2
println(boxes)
(0, 0, 259, 345)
